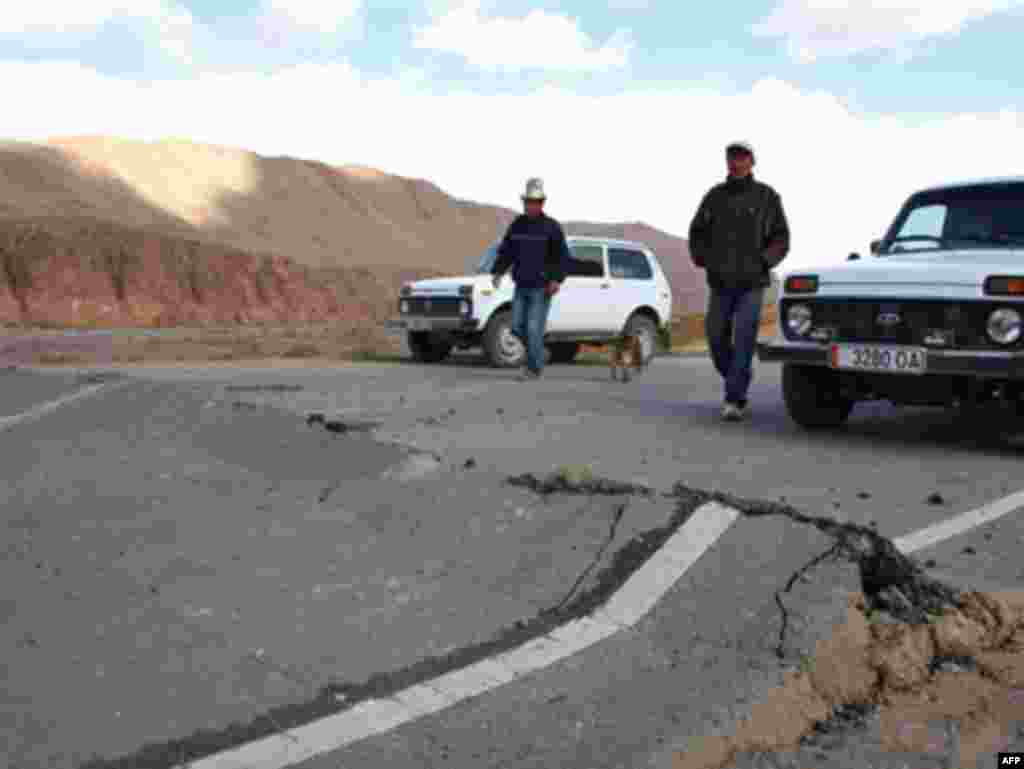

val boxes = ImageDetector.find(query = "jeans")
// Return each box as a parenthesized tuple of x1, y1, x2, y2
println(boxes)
(705, 286, 764, 404)
(511, 286, 551, 374)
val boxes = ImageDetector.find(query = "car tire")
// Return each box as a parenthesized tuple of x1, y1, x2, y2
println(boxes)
(407, 331, 453, 363)
(483, 310, 526, 368)
(547, 342, 581, 364)
(623, 313, 658, 365)
(782, 363, 854, 429)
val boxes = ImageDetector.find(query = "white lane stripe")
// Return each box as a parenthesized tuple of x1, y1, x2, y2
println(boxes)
(893, 489, 1024, 554)
(173, 486, 1024, 769)
(176, 502, 740, 769)
(0, 382, 119, 432)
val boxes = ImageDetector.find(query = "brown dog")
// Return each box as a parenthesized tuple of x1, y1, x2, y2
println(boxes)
(609, 334, 645, 382)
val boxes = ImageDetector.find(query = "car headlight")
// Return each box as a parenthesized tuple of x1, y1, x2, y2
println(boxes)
(459, 300, 470, 316)
(987, 307, 1022, 345)
(786, 303, 813, 336)
(400, 300, 409, 314)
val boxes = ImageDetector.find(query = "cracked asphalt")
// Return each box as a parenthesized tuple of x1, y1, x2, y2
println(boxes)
(2, 355, 1023, 769)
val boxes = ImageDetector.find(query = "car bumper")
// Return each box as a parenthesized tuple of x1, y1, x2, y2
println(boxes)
(756, 340, 1024, 379)
(384, 317, 479, 333)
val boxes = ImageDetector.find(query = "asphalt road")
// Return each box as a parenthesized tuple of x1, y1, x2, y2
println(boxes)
(2, 355, 1023, 769)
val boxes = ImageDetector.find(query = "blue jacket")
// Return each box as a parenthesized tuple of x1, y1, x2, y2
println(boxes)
(491, 213, 570, 289)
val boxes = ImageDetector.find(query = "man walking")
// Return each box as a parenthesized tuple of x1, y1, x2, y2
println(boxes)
(688, 141, 790, 421)
(491, 177, 571, 380)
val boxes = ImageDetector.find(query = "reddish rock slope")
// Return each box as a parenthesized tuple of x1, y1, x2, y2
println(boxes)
(0, 137, 702, 327)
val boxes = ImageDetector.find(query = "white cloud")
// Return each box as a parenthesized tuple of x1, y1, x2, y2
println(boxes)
(260, 0, 363, 34)
(752, 0, 1024, 62)
(413, 0, 633, 71)
(4, 61, 1023, 274)
(0, 0, 179, 34)
(0, 0, 197, 65)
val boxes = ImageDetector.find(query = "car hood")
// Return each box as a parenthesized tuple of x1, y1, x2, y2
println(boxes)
(814, 248, 1024, 287)
(406, 275, 493, 295)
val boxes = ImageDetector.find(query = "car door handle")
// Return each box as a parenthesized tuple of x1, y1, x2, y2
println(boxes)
(600, 283, 610, 289)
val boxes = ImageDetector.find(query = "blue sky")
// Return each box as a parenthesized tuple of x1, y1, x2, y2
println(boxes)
(2, 0, 1024, 268)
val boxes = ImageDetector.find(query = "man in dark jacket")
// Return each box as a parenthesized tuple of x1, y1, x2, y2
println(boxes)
(688, 141, 790, 421)
(491, 177, 571, 379)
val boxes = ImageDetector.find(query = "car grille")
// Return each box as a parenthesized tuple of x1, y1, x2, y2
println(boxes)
(780, 298, 1003, 349)
(404, 297, 463, 317)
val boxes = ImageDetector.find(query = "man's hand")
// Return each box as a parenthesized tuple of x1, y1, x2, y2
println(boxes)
(546, 280, 561, 296)
(492, 274, 502, 289)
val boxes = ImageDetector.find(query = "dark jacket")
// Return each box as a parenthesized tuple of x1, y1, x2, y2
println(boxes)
(688, 174, 790, 290)
(491, 213, 570, 289)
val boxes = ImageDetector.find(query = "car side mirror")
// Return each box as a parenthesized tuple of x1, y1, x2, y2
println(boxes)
(847, 252, 860, 261)
(869, 239, 881, 255)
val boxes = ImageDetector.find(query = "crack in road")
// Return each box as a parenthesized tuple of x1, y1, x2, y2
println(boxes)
(547, 502, 628, 615)
(667, 483, 963, 633)
(77, 472, 679, 769)
(72, 477, 969, 769)
(506, 470, 656, 498)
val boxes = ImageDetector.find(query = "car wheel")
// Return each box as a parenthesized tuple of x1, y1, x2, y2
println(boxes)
(483, 310, 525, 368)
(407, 331, 453, 363)
(623, 313, 658, 365)
(782, 363, 854, 429)
(547, 342, 581, 364)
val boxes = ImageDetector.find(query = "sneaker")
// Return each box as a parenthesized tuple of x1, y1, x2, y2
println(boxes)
(721, 402, 742, 421)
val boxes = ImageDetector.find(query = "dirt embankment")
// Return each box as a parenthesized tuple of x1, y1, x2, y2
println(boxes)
(675, 592, 1024, 769)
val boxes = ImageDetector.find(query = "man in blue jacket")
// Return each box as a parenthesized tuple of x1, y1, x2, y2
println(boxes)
(491, 177, 571, 380)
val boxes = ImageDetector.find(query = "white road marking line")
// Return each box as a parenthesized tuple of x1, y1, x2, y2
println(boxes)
(173, 484, 1024, 769)
(175, 501, 740, 769)
(0, 381, 122, 432)
(893, 489, 1024, 554)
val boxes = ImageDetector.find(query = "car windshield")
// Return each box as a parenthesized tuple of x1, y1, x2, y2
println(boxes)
(881, 182, 1024, 254)
(472, 243, 500, 274)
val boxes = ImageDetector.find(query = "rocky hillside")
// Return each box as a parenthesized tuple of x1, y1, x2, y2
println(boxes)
(0, 136, 711, 327)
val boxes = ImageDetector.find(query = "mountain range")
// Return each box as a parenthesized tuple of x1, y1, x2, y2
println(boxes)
(0, 136, 718, 327)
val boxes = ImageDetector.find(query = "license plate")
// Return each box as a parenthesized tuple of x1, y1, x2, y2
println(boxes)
(830, 344, 927, 374)
(406, 318, 431, 331)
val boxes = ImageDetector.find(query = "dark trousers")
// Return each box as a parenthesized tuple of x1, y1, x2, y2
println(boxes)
(705, 286, 764, 404)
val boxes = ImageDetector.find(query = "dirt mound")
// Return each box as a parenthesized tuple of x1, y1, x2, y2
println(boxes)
(674, 590, 1024, 769)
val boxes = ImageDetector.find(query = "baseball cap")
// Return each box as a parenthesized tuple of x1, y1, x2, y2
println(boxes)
(726, 141, 755, 157)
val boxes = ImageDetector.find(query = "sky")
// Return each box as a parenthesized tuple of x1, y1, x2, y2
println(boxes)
(3, 0, 1024, 272)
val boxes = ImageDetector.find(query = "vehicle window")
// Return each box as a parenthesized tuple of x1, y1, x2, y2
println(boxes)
(885, 183, 1024, 252)
(567, 244, 605, 277)
(892, 204, 946, 250)
(608, 248, 653, 279)
(474, 243, 500, 274)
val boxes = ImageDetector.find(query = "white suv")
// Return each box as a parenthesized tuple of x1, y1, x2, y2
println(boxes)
(758, 177, 1024, 429)
(386, 236, 673, 368)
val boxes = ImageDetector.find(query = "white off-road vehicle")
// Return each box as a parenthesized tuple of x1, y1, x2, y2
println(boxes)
(758, 177, 1024, 429)
(386, 236, 673, 368)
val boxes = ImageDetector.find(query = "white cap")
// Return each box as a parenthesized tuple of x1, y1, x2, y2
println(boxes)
(521, 177, 546, 201)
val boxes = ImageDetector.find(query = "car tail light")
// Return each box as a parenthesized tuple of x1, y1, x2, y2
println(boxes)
(785, 275, 818, 293)
(984, 276, 1024, 296)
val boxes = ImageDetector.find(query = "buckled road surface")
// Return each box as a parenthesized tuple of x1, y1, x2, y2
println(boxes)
(2, 355, 1022, 769)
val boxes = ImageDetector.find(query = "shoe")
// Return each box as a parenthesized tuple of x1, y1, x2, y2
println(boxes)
(518, 367, 541, 381)
(721, 402, 742, 421)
